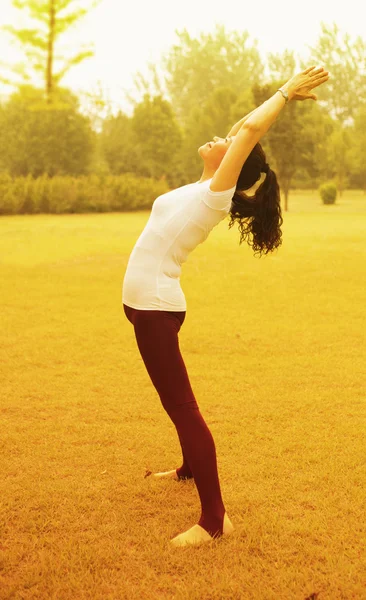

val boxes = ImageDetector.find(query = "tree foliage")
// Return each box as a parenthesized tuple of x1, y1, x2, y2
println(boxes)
(1, 17, 365, 199)
(327, 125, 352, 196)
(252, 50, 335, 209)
(0, 85, 95, 177)
(1, 0, 99, 102)
(307, 22, 366, 123)
(101, 95, 184, 188)
(100, 112, 145, 178)
(131, 94, 183, 184)
(348, 107, 366, 192)
(128, 24, 263, 129)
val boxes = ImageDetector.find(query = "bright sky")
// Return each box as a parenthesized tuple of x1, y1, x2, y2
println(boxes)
(0, 0, 364, 115)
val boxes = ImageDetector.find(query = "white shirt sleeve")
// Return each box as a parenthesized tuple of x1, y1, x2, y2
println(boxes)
(201, 182, 237, 211)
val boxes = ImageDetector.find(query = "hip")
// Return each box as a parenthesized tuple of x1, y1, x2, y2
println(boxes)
(122, 274, 186, 312)
(123, 303, 186, 328)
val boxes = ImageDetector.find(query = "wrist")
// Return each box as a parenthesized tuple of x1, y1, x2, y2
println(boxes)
(281, 82, 295, 101)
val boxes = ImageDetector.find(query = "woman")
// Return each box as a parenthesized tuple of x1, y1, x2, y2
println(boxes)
(122, 66, 329, 547)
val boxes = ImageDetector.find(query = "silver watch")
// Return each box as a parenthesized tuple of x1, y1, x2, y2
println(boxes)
(277, 88, 289, 103)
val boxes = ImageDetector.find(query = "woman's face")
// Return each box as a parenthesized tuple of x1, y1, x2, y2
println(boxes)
(198, 136, 234, 168)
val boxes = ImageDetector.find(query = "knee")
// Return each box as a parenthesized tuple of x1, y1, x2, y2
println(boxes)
(164, 399, 199, 419)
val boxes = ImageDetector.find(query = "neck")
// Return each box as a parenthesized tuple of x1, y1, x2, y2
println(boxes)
(198, 165, 216, 183)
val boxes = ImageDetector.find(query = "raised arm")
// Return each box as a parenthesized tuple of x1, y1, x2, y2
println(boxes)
(226, 108, 259, 137)
(210, 66, 329, 193)
(214, 105, 266, 142)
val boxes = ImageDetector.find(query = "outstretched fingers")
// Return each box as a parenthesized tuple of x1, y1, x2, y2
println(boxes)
(303, 66, 316, 74)
(310, 72, 330, 88)
(304, 66, 327, 78)
(312, 69, 328, 77)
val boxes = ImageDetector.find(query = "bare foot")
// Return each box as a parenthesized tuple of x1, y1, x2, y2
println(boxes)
(151, 469, 179, 481)
(170, 512, 234, 547)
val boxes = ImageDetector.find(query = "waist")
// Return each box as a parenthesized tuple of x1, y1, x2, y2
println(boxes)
(122, 272, 185, 310)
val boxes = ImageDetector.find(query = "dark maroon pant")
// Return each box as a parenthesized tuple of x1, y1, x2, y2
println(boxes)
(123, 303, 226, 538)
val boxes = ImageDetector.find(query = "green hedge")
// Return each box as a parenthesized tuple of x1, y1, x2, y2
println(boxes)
(0, 173, 170, 215)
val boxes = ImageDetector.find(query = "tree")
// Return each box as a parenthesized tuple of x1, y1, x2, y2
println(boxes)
(267, 49, 298, 82)
(294, 103, 334, 190)
(348, 108, 366, 192)
(253, 80, 333, 211)
(78, 81, 113, 133)
(327, 125, 352, 196)
(249, 49, 337, 209)
(100, 112, 145, 178)
(130, 94, 184, 188)
(127, 24, 264, 129)
(0, 85, 95, 176)
(1, 0, 99, 103)
(307, 22, 366, 123)
(178, 85, 256, 185)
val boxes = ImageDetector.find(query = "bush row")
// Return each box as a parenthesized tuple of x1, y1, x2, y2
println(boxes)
(0, 172, 339, 215)
(0, 173, 170, 215)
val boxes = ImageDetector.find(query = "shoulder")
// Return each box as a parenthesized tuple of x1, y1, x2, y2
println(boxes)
(198, 179, 236, 211)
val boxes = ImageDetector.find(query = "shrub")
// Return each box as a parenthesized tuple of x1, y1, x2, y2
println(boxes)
(0, 173, 170, 215)
(319, 182, 337, 205)
(0, 173, 15, 214)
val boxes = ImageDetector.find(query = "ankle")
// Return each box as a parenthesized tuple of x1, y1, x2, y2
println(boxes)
(175, 467, 194, 480)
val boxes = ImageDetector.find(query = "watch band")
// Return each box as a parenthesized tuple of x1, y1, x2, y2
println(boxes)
(277, 88, 289, 103)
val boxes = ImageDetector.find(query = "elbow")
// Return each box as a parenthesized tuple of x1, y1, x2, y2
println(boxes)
(241, 120, 261, 133)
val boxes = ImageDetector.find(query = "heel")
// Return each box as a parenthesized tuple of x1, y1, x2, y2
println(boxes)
(223, 513, 235, 536)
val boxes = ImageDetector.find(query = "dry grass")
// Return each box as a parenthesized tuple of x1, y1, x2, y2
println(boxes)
(0, 190, 365, 600)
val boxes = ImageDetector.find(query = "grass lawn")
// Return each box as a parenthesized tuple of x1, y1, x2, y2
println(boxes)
(0, 190, 365, 599)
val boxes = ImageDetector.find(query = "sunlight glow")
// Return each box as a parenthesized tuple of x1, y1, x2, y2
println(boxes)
(0, 0, 364, 113)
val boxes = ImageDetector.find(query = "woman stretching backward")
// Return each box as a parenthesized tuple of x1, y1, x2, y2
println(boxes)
(122, 66, 329, 547)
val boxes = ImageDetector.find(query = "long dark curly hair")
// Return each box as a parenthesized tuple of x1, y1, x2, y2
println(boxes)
(228, 142, 283, 257)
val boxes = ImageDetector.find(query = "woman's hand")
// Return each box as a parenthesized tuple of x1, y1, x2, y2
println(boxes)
(283, 66, 330, 101)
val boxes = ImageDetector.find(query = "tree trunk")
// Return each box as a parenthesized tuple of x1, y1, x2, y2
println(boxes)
(337, 171, 345, 197)
(46, 0, 56, 104)
(281, 178, 291, 212)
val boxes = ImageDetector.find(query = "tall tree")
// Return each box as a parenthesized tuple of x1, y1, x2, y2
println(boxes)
(131, 94, 183, 188)
(253, 80, 333, 211)
(251, 50, 335, 209)
(0, 85, 95, 176)
(267, 49, 297, 82)
(78, 82, 112, 133)
(327, 125, 352, 196)
(348, 107, 366, 192)
(307, 22, 366, 123)
(127, 24, 264, 129)
(100, 112, 145, 178)
(179, 85, 255, 184)
(1, 0, 99, 103)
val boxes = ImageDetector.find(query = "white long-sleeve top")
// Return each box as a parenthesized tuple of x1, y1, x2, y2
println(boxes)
(122, 177, 236, 311)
